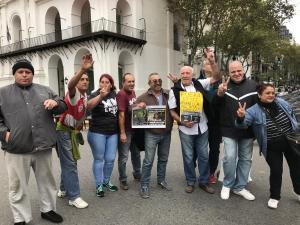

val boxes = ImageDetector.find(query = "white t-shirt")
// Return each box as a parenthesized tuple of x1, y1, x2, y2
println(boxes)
(168, 78, 210, 135)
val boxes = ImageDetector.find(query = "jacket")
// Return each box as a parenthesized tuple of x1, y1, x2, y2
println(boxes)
(0, 83, 67, 154)
(236, 97, 298, 156)
(213, 78, 257, 139)
(136, 88, 173, 134)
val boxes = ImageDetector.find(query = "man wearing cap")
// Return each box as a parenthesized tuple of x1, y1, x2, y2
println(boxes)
(0, 59, 67, 225)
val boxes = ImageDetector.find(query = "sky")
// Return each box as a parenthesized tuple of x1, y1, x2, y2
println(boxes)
(286, 0, 300, 44)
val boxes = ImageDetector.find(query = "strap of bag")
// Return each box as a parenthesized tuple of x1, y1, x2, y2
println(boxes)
(261, 107, 284, 134)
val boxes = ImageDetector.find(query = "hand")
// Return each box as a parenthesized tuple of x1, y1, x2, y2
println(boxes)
(181, 121, 194, 128)
(81, 53, 94, 71)
(204, 48, 215, 64)
(5, 132, 10, 143)
(237, 102, 247, 118)
(217, 76, 230, 96)
(136, 102, 146, 109)
(120, 133, 127, 143)
(100, 86, 109, 98)
(44, 99, 58, 110)
(167, 73, 178, 83)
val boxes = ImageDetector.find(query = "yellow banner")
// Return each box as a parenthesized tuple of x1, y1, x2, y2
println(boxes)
(180, 91, 203, 113)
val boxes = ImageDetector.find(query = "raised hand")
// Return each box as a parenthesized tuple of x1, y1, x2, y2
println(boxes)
(237, 102, 247, 118)
(167, 73, 178, 83)
(99, 85, 110, 98)
(204, 48, 215, 64)
(81, 53, 94, 71)
(217, 76, 230, 96)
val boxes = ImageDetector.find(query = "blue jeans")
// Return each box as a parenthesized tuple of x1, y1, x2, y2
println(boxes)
(222, 137, 253, 191)
(179, 130, 210, 185)
(118, 131, 141, 182)
(141, 131, 171, 187)
(56, 130, 80, 200)
(87, 131, 118, 186)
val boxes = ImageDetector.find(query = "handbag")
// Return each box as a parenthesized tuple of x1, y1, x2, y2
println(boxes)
(263, 108, 300, 157)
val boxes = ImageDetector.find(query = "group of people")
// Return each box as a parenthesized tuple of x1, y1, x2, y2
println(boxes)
(0, 50, 300, 225)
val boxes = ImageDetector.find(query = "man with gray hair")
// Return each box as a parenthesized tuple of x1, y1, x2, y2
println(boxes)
(136, 73, 173, 198)
(168, 65, 218, 194)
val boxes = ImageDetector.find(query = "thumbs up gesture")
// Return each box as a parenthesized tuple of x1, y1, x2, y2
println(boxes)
(217, 76, 230, 96)
(237, 102, 247, 118)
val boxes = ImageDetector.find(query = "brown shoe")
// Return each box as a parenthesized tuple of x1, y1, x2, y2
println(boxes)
(120, 181, 129, 190)
(199, 183, 215, 194)
(185, 185, 195, 193)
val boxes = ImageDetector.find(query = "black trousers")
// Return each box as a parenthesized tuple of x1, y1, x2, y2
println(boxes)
(266, 136, 300, 200)
(208, 125, 222, 174)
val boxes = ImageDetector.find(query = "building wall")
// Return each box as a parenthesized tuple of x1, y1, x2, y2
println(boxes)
(0, 0, 184, 96)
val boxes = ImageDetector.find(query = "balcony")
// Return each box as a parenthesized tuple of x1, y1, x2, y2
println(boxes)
(0, 17, 146, 58)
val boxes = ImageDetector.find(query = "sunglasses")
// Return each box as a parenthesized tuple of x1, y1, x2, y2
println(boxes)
(151, 79, 162, 83)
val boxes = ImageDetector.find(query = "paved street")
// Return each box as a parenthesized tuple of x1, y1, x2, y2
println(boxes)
(0, 128, 299, 225)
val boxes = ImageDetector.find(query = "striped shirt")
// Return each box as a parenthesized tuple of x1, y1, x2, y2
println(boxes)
(266, 107, 292, 141)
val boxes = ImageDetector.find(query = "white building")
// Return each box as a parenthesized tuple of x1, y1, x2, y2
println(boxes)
(0, 0, 184, 96)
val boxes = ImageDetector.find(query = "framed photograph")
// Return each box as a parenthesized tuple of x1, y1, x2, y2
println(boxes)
(132, 105, 166, 128)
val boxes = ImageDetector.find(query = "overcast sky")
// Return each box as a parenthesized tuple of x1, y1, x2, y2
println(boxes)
(286, 0, 300, 44)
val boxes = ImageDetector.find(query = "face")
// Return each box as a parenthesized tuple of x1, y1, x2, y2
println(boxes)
(14, 68, 34, 86)
(180, 67, 193, 86)
(148, 74, 162, 92)
(123, 74, 135, 92)
(229, 62, 244, 83)
(259, 86, 275, 103)
(203, 63, 212, 78)
(100, 77, 111, 91)
(76, 74, 89, 92)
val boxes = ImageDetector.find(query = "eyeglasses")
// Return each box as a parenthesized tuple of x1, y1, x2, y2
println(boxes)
(151, 79, 162, 83)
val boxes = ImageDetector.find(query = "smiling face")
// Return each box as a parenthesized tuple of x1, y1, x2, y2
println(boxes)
(123, 74, 135, 92)
(14, 68, 34, 86)
(259, 86, 276, 103)
(229, 61, 244, 83)
(180, 66, 193, 86)
(148, 74, 162, 92)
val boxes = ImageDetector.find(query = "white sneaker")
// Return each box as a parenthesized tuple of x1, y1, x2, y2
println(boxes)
(233, 189, 255, 201)
(267, 198, 279, 209)
(57, 190, 66, 198)
(68, 197, 88, 209)
(221, 186, 230, 200)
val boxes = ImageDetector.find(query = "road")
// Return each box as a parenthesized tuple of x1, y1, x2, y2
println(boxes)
(0, 129, 299, 225)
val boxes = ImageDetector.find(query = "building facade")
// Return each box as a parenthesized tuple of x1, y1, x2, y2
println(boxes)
(0, 0, 184, 96)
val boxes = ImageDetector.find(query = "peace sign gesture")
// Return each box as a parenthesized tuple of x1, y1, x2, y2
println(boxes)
(217, 76, 230, 96)
(237, 102, 247, 118)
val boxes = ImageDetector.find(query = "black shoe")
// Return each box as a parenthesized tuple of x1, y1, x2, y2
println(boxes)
(103, 181, 118, 192)
(41, 210, 63, 223)
(199, 183, 215, 194)
(133, 172, 141, 181)
(140, 186, 150, 199)
(96, 185, 105, 197)
(158, 181, 172, 191)
(14, 222, 26, 225)
(120, 181, 129, 190)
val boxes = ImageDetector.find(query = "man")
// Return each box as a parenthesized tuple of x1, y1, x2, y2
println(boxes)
(199, 49, 222, 184)
(215, 61, 257, 200)
(117, 73, 141, 190)
(56, 53, 93, 208)
(0, 59, 67, 225)
(168, 66, 217, 194)
(136, 73, 173, 198)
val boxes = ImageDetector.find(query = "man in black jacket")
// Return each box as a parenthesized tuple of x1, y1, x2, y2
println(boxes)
(0, 59, 67, 225)
(214, 61, 257, 201)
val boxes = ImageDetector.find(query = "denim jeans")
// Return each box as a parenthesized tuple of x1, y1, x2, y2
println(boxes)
(87, 131, 118, 187)
(222, 137, 253, 191)
(179, 130, 210, 185)
(56, 130, 80, 200)
(141, 131, 171, 187)
(118, 131, 141, 182)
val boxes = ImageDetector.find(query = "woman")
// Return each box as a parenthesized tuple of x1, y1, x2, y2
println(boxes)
(236, 83, 300, 209)
(87, 74, 118, 197)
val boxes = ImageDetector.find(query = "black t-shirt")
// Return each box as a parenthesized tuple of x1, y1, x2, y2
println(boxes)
(89, 90, 118, 135)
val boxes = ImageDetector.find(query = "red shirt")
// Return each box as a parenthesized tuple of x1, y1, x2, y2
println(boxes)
(116, 89, 136, 132)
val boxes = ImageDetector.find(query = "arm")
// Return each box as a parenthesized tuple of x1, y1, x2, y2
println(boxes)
(0, 108, 9, 142)
(68, 53, 93, 98)
(43, 88, 67, 115)
(118, 112, 127, 143)
(87, 87, 110, 110)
